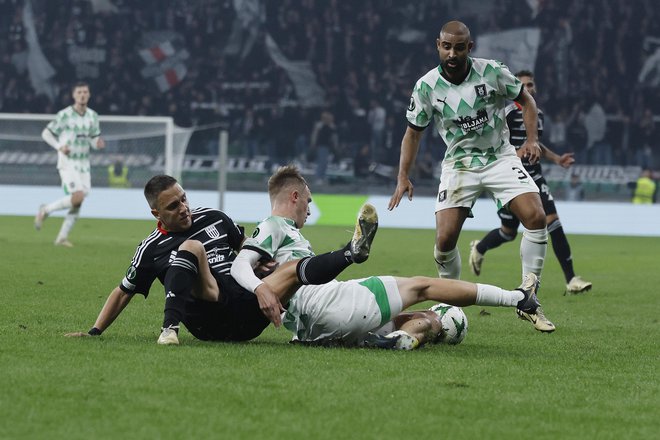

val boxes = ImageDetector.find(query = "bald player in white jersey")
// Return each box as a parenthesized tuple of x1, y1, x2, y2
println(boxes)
(35, 82, 105, 247)
(388, 21, 555, 332)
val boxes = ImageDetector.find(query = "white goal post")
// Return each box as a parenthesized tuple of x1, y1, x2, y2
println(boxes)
(0, 113, 193, 187)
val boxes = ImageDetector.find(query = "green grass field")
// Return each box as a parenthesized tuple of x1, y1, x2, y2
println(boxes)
(1, 215, 658, 439)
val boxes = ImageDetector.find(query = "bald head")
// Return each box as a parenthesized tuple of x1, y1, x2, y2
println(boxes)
(440, 21, 471, 40)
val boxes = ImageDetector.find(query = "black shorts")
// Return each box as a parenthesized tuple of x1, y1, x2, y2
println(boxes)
(497, 176, 557, 229)
(182, 274, 269, 342)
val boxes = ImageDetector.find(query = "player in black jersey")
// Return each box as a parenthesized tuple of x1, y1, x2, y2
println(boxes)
(65, 175, 376, 344)
(469, 71, 592, 296)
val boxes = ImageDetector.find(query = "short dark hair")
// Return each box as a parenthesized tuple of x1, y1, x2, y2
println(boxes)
(144, 175, 178, 209)
(72, 81, 90, 92)
(268, 165, 307, 200)
(515, 70, 534, 78)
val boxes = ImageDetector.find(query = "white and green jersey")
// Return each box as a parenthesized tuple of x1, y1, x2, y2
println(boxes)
(407, 57, 522, 170)
(47, 106, 101, 173)
(242, 216, 314, 265)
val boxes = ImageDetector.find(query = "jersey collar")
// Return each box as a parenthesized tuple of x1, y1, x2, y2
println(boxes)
(157, 221, 168, 235)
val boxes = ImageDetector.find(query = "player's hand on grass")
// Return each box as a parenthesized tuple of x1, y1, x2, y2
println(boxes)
(388, 177, 414, 210)
(64, 331, 92, 337)
(255, 283, 285, 328)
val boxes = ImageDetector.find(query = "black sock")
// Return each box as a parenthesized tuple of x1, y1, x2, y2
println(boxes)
(162, 250, 199, 330)
(548, 219, 575, 282)
(296, 248, 352, 285)
(476, 228, 515, 254)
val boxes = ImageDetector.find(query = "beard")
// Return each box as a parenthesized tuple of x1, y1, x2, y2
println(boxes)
(442, 57, 466, 74)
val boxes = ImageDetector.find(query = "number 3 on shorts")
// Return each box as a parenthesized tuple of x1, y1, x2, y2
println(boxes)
(511, 166, 528, 180)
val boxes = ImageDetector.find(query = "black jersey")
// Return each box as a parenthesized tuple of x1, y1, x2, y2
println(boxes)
(505, 102, 544, 181)
(120, 207, 244, 298)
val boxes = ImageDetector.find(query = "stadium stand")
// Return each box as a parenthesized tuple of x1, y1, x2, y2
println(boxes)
(0, 0, 658, 197)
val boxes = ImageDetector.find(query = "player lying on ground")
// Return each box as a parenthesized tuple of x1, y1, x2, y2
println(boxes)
(230, 166, 543, 349)
(65, 174, 371, 343)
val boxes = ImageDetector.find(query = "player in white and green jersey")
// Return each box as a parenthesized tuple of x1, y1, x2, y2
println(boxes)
(231, 165, 545, 348)
(35, 82, 105, 247)
(243, 216, 315, 265)
(389, 21, 555, 333)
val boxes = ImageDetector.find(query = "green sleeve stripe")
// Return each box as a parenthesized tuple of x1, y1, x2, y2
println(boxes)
(359, 277, 391, 325)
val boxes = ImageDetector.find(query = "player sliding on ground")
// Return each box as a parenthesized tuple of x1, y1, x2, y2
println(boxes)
(66, 172, 543, 349)
(65, 174, 372, 343)
(230, 166, 543, 349)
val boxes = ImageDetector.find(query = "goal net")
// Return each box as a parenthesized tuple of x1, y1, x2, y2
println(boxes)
(0, 113, 193, 188)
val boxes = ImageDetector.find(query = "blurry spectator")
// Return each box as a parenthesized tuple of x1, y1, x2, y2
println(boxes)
(241, 107, 260, 159)
(108, 159, 130, 188)
(381, 115, 402, 166)
(631, 168, 657, 204)
(353, 143, 370, 178)
(566, 103, 588, 163)
(564, 173, 585, 201)
(630, 108, 657, 169)
(367, 98, 386, 162)
(310, 110, 338, 185)
(546, 107, 568, 154)
(0, 0, 659, 181)
(583, 99, 609, 165)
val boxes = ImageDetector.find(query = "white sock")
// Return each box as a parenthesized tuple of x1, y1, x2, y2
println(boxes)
(434, 246, 461, 279)
(56, 207, 79, 242)
(476, 283, 524, 307)
(520, 228, 547, 282)
(45, 196, 73, 214)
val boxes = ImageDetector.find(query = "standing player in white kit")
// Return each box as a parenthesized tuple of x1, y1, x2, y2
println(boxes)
(35, 82, 105, 247)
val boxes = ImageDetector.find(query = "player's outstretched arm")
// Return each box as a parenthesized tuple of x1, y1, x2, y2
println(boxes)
(388, 127, 423, 210)
(65, 286, 134, 337)
(540, 142, 575, 168)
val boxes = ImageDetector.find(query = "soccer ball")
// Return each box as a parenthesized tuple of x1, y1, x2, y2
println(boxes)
(429, 303, 468, 345)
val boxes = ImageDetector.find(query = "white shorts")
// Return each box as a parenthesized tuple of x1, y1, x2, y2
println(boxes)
(435, 155, 538, 212)
(58, 166, 91, 196)
(283, 276, 403, 345)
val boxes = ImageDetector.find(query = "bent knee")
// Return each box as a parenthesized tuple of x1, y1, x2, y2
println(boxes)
(522, 210, 546, 230)
(435, 233, 459, 252)
(178, 239, 205, 254)
(500, 227, 517, 241)
(71, 192, 85, 207)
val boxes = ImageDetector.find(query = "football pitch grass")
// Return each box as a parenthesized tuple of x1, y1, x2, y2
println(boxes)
(1, 215, 658, 439)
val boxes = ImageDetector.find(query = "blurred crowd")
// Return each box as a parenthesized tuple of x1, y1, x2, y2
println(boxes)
(1, 0, 658, 179)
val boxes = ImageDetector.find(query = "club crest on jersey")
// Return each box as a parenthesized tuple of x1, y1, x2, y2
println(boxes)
(453, 109, 489, 132)
(474, 84, 487, 97)
(408, 97, 415, 111)
(205, 225, 220, 239)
